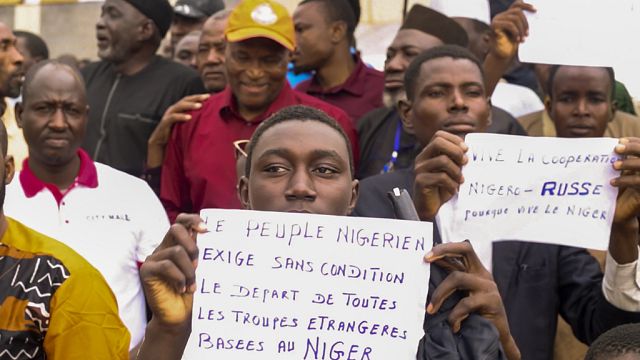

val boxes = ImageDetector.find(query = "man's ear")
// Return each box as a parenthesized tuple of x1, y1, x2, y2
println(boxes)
(15, 102, 23, 129)
(4, 154, 14, 185)
(611, 99, 618, 118)
(544, 96, 552, 115)
(479, 31, 491, 58)
(238, 176, 251, 210)
(330, 21, 348, 43)
(139, 19, 155, 42)
(398, 98, 415, 135)
(346, 179, 359, 215)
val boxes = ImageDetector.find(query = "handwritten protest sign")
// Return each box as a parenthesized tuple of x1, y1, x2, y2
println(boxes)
(437, 134, 620, 258)
(519, 0, 640, 67)
(182, 209, 432, 359)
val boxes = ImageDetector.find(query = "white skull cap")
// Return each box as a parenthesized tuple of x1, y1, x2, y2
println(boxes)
(428, 0, 491, 26)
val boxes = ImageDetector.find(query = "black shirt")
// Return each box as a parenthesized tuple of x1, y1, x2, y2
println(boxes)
(81, 56, 205, 177)
(356, 106, 527, 180)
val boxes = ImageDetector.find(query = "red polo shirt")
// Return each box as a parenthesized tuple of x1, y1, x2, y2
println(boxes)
(296, 56, 384, 125)
(160, 82, 358, 222)
(20, 149, 99, 206)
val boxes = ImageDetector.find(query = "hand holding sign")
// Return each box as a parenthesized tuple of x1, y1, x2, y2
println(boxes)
(138, 214, 208, 360)
(519, 0, 640, 67)
(612, 138, 640, 223)
(437, 133, 621, 255)
(141, 214, 206, 327)
(609, 138, 640, 264)
(183, 209, 432, 359)
(413, 131, 468, 221)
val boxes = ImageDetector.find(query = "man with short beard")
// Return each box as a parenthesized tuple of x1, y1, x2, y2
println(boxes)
(82, 0, 205, 178)
(0, 118, 130, 358)
(0, 23, 26, 171)
(357, 4, 528, 179)
(356, 5, 468, 179)
(6, 60, 169, 354)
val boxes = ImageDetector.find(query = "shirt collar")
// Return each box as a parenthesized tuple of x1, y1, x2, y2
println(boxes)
(303, 55, 368, 97)
(20, 148, 99, 199)
(219, 81, 296, 124)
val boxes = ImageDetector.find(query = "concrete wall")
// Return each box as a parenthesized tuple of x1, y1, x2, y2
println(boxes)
(0, 7, 13, 29)
(40, 3, 101, 60)
(0, 3, 100, 60)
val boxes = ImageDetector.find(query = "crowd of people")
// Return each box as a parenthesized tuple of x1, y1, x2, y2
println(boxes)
(0, 0, 639, 359)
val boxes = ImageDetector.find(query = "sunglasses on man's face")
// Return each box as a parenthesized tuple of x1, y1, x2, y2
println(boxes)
(233, 140, 250, 159)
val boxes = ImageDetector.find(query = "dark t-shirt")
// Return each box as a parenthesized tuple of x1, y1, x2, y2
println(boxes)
(296, 56, 384, 124)
(81, 56, 205, 177)
(356, 106, 527, 179)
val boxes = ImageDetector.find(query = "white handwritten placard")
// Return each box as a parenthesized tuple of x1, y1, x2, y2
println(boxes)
(519, 0, 640, 67)
(182, 209, 432, 360)
(437, 134, 620, 254)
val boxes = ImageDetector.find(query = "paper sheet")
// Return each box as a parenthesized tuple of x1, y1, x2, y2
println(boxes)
(437, 134, 620, 268)
(519, 0, 640, 67)
(182, 209, 433, 359)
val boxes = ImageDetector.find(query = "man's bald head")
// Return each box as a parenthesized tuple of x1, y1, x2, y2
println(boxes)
(16, 59, 88, 169)
(197, 9, 230, 92)
(22, 60, 85, 105)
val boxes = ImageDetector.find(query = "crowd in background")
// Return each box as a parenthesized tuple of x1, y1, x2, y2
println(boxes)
(0, 0, 640, 359)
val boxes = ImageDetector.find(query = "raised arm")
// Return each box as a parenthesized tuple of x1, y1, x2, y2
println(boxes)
(147, 94, 209, 168)
(413, 130, 468, 221)
(482, 1, 536, 97)
(136, 214, 206, 360)
(610, 137, 640, 264)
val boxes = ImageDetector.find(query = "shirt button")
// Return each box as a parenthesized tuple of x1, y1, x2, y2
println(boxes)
(61, 201, 66, 206)
(64, 220, 69, 224)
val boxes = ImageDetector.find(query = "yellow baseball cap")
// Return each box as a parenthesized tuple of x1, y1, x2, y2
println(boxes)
(225, 0, 295, 51)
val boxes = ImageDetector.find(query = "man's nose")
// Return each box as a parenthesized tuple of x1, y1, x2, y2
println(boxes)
(48, 108, 68, 130)
(449, 89, 468, 112)
(385, 54, 404, 73)
(10, 44, 23, 67)
(207, 49, 223, 65)
(246, 66, 265, 80)
(284, 170, 317, 201)
(576, 98, 589, 114)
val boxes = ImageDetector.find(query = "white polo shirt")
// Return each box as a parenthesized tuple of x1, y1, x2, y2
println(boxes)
(5, 150, 169, 349)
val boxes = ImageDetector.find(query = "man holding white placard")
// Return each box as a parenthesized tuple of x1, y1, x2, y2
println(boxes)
(135, 105, 520, 359)
(354, 45, 640, 359)
(537, 63, 640, 360)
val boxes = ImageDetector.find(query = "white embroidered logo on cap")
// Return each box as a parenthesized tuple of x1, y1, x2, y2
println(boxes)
(175, 4, 192, 15)
(251, 3, 278, 25)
